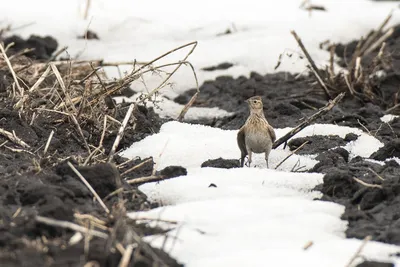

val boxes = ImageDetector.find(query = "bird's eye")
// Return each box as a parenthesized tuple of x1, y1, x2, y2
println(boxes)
(253, 100, 257, 104)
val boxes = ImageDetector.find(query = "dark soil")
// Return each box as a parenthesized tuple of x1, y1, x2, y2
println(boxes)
(201, 157, 240, 169)
(287, 135, 348, 155)
(356, 262, 394, 267)
(2, 35, 58, 60)
(0, 34, 183, 265)
(201, 62, 234, 71)
(172, 22, 400, 260)
(0, 97, 183, 266)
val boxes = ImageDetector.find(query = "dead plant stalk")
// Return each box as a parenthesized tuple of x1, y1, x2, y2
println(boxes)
(0, 42, 24, 96)
(67, 161, 110, 214)
(108, 103, 135, 162)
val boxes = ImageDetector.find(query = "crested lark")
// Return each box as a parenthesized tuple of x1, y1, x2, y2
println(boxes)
(237, 96, 276, 168)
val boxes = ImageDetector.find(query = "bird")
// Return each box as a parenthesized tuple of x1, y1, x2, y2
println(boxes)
(237, 96, 276, 168)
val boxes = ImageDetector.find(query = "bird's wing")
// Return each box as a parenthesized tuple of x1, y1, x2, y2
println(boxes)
(267, 125, 276, 143)
(237, 126, 247, 155)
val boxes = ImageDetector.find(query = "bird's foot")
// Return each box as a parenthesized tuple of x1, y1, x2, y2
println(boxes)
(245, 159, 252, 167)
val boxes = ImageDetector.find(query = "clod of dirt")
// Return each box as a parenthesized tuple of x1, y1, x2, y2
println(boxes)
(201, 157, 241, 169)
(288, 135, 347, 155)
(316, 159, 400, 245)
(310, 148, 349, 173)
(201, 62, 234, 71)
(3, 35, 58, 60)
(158, 166, 187, 178)
(356, 261, 394, 267)
(78, 30, 100, 40)
(56, 161, 120, 198)
(344, 132, 359, 142)
(0, 70, 12, 93)
(371, 138, 400, 161)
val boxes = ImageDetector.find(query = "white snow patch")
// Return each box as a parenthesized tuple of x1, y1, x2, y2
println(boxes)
(120, 121, 318, 171)
(113, 94, 232, 120)
(381, 114, 399, 123)
(2, 0, 400, 94)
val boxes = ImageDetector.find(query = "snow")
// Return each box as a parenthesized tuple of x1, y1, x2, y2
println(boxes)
(122, 121, 398, 266)
(3, 0, 400, 266)
(381, 114, 399, 123)
(120, 121, 383, 170)
(3, 0, 400, 103)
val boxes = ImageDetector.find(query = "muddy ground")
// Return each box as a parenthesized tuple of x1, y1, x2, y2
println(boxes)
(174, 23, 400, 266)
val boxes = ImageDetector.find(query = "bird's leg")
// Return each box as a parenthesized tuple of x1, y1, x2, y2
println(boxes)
(265, 152, 270, 168)
(240, 154, 247, 167)
(246, 151, 252, 167)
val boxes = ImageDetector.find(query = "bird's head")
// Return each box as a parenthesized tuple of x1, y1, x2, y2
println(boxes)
(246, 96, 263, 111)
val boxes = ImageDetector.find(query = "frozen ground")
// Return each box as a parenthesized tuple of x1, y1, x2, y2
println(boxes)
(2, 0, 400, 266)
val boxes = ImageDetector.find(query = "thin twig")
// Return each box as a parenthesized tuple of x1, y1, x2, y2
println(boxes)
(272, 92, 345, 149)
(353, 177, 382, 189)
(126, 175, 169, 185)
(67, 161, 110, 214)
(368, 168, 385, 181)
(275, 141, 309, 169)
(345, 235, 372, 267)
(385, 103, 400, 114)
(364, 27, 394, 56)
(36, 215, 108, 239)
(121, 158, 153, 176)
(291, 30, 332, 99)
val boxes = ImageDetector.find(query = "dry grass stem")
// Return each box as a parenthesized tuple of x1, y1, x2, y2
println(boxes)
(29, 66, 51, 92)
(303, 241, 313, 250)
(126, 175, 167, 185)
(291, 30, 332, 99)
(121, 158, 153, 176)
(4, 145, 34, 155)
(50, 63, 77, 113)
(36, 215, 108, 239)
(108, 103, 135, 162)
(0, 128, 30, 148)
(364, 27, 394, 56)
(67, 161, 110, 214)
(152, 140, 169, 176)
(83, 0, 91, 20)
(43, 130, 54, 155)
(118, 243, 137, 267)
(368, 168, 385, 181)
(275, 141, 309, 169)
(0, 42, 24, 96)
(345, 235, 372, 267)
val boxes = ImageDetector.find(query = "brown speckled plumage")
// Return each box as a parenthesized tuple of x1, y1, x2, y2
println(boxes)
(237, 96, 276, 167)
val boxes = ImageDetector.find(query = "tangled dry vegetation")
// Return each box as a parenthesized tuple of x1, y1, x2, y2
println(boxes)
(0, 40, 199, 166)
(291, 12, 399, 114)
(0, 34, 199, 266)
